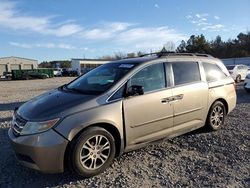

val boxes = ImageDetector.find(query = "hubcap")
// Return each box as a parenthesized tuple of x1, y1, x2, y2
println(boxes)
(211, 106, 224, 127)
(80, 135, 110, 170)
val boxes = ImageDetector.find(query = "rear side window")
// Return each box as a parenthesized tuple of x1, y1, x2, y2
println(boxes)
(172, 62, 201, 86)
(226, 65, 235, 70)
(203, 62, 227, 82)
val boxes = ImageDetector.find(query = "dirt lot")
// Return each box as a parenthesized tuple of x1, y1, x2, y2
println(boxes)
(0, 78, 249, 188)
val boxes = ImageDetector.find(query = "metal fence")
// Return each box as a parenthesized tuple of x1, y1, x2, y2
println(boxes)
(221, 57, 250, 66)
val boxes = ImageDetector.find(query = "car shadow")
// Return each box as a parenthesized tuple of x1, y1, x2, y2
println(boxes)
(0, 117, 12, 123)
(0, 101, 25, 112)
(236, 82, 250, 104)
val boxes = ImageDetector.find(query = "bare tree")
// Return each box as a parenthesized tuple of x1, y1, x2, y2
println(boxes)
(162, 41, 175, 52)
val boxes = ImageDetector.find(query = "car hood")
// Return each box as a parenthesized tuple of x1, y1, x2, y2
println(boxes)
(18, 89, 97, 121)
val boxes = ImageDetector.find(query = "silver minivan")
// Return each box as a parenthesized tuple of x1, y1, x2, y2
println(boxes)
(9, 53, 236, 177)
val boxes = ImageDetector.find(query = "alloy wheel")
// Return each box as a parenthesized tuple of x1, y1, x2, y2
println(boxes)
(79, 135, 111, 170)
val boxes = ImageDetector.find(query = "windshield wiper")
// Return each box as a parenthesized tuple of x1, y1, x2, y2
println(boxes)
(66, 87, 91, 95)
(59, 84, 99, 95)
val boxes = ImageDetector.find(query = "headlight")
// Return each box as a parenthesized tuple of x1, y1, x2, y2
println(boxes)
(20, 118, 60, 135)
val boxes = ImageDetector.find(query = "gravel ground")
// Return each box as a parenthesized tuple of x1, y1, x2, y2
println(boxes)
(0, 78, 249, 188)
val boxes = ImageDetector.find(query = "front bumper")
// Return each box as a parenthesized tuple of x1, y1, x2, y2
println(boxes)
(8, 128, 69, 173)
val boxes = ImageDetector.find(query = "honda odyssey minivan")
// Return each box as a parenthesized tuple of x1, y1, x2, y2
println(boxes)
(9, 52, 236, 177)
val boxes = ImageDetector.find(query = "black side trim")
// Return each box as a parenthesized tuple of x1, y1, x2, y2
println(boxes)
(52, 128, 70, 141)
(16, 154, 35, 164)
(121, 103, 126, 151)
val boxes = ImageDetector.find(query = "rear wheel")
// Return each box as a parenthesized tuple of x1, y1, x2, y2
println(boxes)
(236, 75, 241, 83)
(206, 101, 226, 131)
(69, 127, 116, 177)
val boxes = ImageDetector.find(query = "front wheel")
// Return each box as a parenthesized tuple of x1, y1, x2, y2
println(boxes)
(206, 101, 226, 131)
(69, 127, 116, 177)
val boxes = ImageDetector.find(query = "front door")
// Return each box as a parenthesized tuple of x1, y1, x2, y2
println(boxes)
(123, 63, 173, 145)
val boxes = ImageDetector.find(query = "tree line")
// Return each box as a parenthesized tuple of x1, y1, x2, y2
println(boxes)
(100, 31, 250, 60)
(176, 32, 250, 59)
(39, 31, 250, 67)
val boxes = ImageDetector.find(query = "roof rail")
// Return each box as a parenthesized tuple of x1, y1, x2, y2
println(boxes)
(139, 51, 213, 58)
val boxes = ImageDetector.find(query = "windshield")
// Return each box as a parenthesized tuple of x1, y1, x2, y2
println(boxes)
(67, 62, 137, 95)
(226, 65, 235, 70)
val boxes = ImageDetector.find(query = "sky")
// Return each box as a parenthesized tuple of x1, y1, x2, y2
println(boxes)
(0, 0, 249, 62)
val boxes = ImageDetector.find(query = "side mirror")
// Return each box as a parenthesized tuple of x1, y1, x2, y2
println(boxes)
(126, 85, 144, 97)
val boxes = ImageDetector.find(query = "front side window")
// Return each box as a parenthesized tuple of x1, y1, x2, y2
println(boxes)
(203, 62, 227, 82)
(172, 62, 201, 86)
(109, 84, 126, 101)
(226, 65, 235, 70)
(67, 63, 137, 95)
(128, 63, 166, 93)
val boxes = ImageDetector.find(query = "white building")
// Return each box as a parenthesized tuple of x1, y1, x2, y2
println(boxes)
(222, 57, 250, 66)
(0, 56, 38, 76)
(71, 59, 110, 75)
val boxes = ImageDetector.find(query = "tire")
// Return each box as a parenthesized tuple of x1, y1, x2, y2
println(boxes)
(69, 127, 116, 177)
(236, 75, 241, 83)
(245, 87, 250, 93)
(206, 101, 226, 131)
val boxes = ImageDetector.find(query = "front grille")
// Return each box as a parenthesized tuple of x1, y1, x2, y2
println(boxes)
(12, 112, 27, 136)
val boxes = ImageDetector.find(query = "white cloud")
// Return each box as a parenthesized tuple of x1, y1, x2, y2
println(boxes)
(187, 13, 224, 32)
(80, 22, 133, 40)
(154, 4, 159, 8)
(2, 1, 187, 52)
(195, 14, 201, 18)
(214, 16, 220, 20)
(9, 42, 32, 48)
(10, 42, 76, 49)
(201, 24, 224, 31)
(116, 27, 187, 50)
(80, 24, 186, 51)
(196, 13, 209, 18)
(0, 1, 83, 37)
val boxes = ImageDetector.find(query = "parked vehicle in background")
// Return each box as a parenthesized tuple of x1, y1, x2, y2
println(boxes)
(244, 73, 250, 92)
(22, 71, 49, 79)
(1, 72, 12, 80)
(9, 52, 236, 177)
(53, 68, 63, 77)
(62, 68, 78, 77)
(247, 66, 250, 75)
(226, 64, 249, 83)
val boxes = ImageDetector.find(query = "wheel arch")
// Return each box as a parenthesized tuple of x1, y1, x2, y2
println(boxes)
(64, 122, 123, 169)
(209, 98, 229, 114)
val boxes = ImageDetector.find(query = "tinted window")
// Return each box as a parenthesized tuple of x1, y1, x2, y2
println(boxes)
(203, 62, 227, 82)
(172, 62, 201, 85)
(242, 65, 248, 70)
(238, 66, 243, 70)
(128, 63, 166, 93)
(109, 85, 126, 101)
(226, 65, 235, 70)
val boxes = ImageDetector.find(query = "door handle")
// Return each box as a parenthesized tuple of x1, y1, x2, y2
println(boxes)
(161, 97, 174, 103)
(161, 99, 169, 103)
(174, 94, 184, 100)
